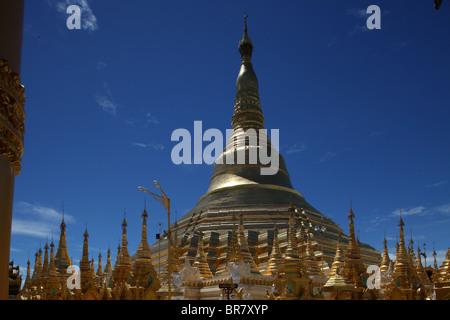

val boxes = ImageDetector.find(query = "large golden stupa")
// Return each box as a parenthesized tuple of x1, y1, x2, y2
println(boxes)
(148, 19, 381, 277)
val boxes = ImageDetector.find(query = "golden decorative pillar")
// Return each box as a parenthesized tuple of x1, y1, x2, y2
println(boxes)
(380, 237, 391, 273)
(192, 231, 213, 279)
(343, 206, 366, 288)
(328, 234, 345, 278)
(392, 216, 414, 290)
(263, 225, 284, 276)
(0, 0, 25, 300)
(238, 214, 260, 274)
(54, 213, 72, 274)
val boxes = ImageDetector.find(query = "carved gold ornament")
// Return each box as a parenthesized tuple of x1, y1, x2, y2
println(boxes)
(0, 59, 25, 174)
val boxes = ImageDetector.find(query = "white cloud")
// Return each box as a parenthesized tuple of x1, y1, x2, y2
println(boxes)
(95, 83, 119, 115)
(348, 25, 369, 36)
(391, 206, 427, 217)
(132, 142, 165, 151)
(125, 113, 161, 127)
(55, 0, 98, 31)
(320, 151, 337, 162)
(437, 203, 450, 214)
(146, 113, 160, 125)
(285, 143, 307, 155)
(426, 180, 447, 188)
(12, 202, 75, 239)
(95, 95, 118, 115)
(95, 60, 107, 70)
(11, 220, 53, 238)
(346, 8, 367, 19)
(15, 201, 75, 223)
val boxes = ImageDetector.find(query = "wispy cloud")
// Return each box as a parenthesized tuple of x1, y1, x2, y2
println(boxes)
(12, 202, 75, 238)
(132, 142, 165, 151)
(320, 151, 337, 162)
(346, 7, 367, 19)
(55, 0, 98, 31)
(346, 7, 369, 36)
(426, 180, 447, 188)
(146, 113, 160, 125)
(437, 203, 450, 214)
(326, 36, 338, 48)
(348, 25, 369, 37)
(370, 131, 384, 137)
(366, 215, 389, 232)
(285, 143, 307, 155)
(11, 220, 54, 238)
(14, 201, 75, 223)
(125, 112, 161, 127)
(95, 83, 119, 115)
(95, 60, 107, 70)
(391, 206, 427, 217)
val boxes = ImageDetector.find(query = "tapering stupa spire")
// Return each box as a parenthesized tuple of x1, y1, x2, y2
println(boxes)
(285, 205, 301, 261)
(392, 212, 414, 288)
(41, 241, 49, 283)
(380, 236, 392, 273)
(263, 224, 284, 275)
(96, 250, 103, 277)
(329, 233, 345, 278)
(343, 203, 365, 286)
(232, 14, 264, 130)
(113, 211, 132, 286)
(103, 247, 113, 280)
(192, 231, 214, 279)
(23, 259, 32, 291)
(238, 213, 260, 274)
(80, 225, 94, 291)
(45, 240, 61, 298)
(55, 204, 71, 273)
(134, 203, 152, 260)
(228, 218, 242, 263)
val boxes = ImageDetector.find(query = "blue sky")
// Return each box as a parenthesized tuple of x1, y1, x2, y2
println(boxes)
(10, 0, 450, 278)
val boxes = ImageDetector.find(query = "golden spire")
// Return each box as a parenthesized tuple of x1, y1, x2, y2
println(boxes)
(227, 217, 242, 263)
(80, 225, 94, 291)
(119, 209, 131, 265)
(232, 14, 264, 130)
(31, 250, 40, 286)
(45, 240, 61, 298)
(54, 203, 71, 273)
(285, 205, 300, 260)
(329, 233, 345, 278)
(343, 203, 365, 287)
(96, 250, 104, 277)
(347, 202, 358, 257)
(304, 229, 321, 277)
(284, 205, 304, 275)
(238, 213, 260, 274)
(23, 259, 31, 291)
(192, 231, 214, 279)
(297, 209, 308, 261)
(103, 247, 113, 284)
(392, 212, 414, 289)
(437, 248, 450, 281)
(263, 224, 284, 276)
(170, 221, 184, 273)
(42, 241, 49, 281)
(416, 247, 431, 286)
(134, 204, 152, 260)
(380, 235, 392, 273)
(113, 211, 132, 286)
(48, 241, 58, 277)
